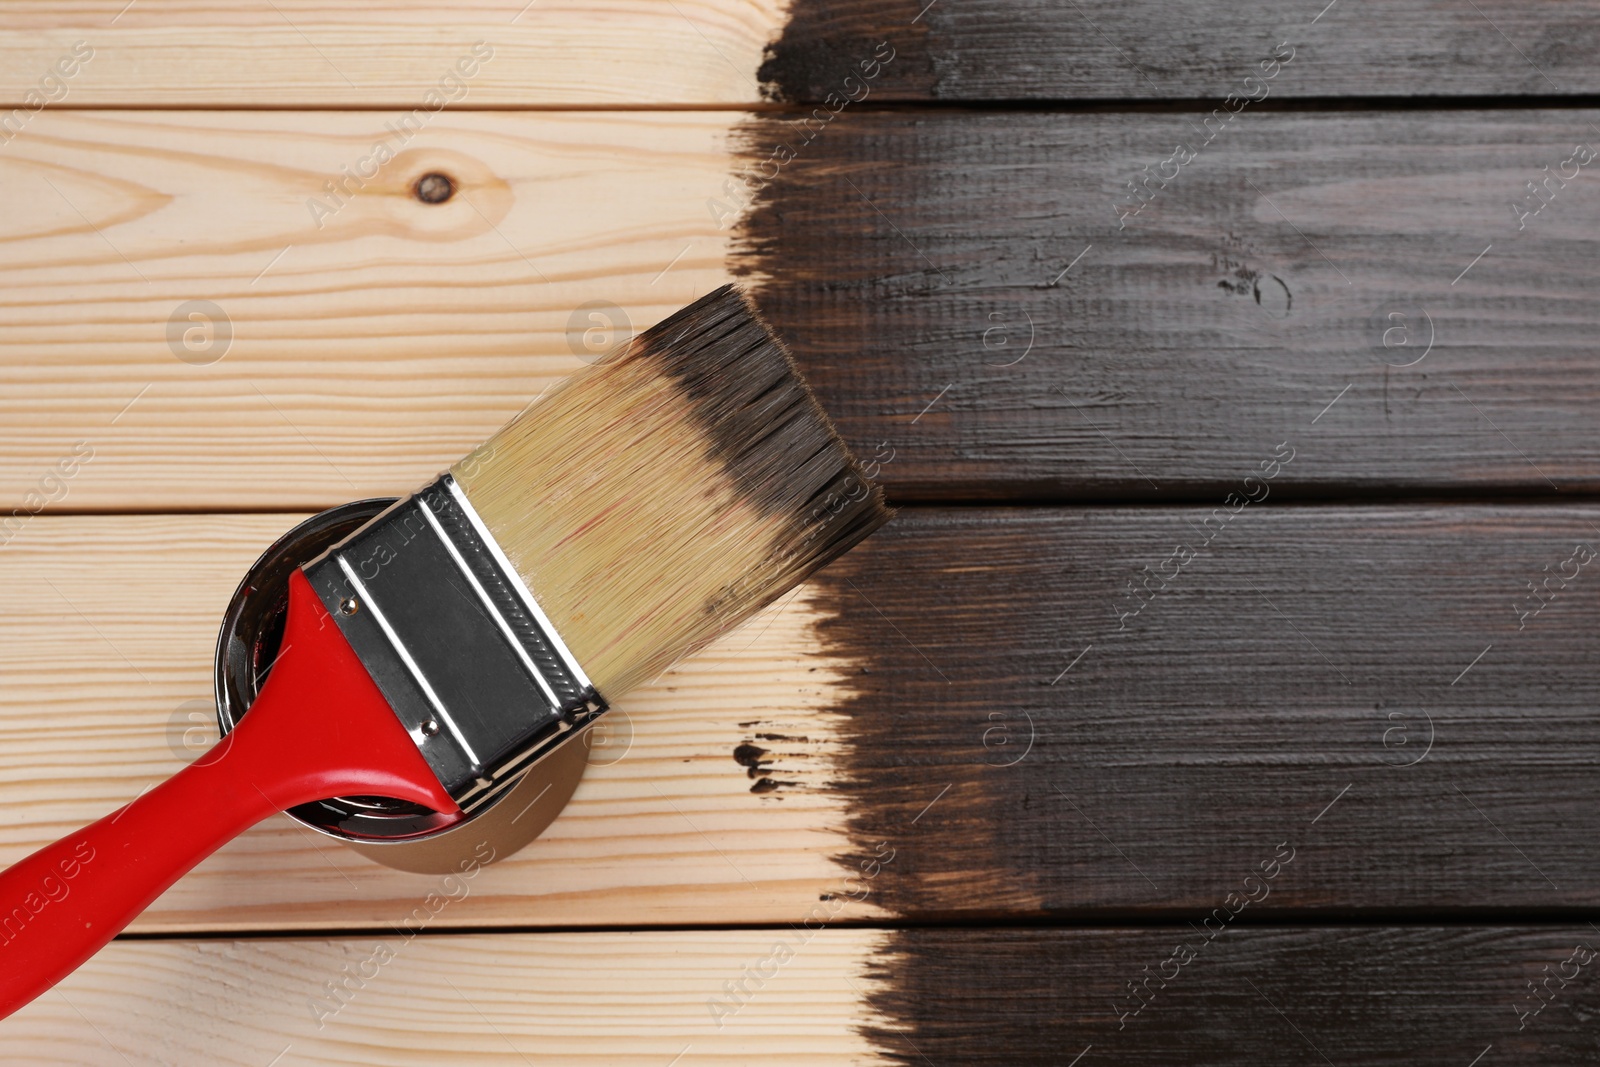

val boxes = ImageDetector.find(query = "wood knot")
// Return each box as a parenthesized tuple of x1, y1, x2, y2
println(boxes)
(413, 172, 455, 204)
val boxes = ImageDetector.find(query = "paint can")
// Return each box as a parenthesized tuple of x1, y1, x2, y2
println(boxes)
(212, 499, 590, 873)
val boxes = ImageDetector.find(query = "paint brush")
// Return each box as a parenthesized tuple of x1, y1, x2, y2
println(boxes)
(0, 284, 890, 1018)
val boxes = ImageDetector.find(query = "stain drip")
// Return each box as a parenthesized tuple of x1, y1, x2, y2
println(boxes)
(733, 740, 800, 795)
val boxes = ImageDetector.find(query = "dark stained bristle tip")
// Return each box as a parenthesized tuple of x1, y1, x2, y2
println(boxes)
(628, 283, 890, 534)
(679, 285, 887, 551)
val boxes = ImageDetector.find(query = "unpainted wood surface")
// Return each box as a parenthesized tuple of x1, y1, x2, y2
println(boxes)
(0, 109, 739, 510)
(0, 0, 785, 106)
(0, 514, 876, 932)
(2, 930, 892, 1065)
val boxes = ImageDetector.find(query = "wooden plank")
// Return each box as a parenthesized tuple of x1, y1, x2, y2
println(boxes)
(3, 1, 1598, 106)
(5, 926, 1598, 1063)
(7, 506, 1600, 930)
(10, 110, 1600, 507)
(0, 1, 784, 107)
(863, 927, 1599, 1065)
(765, 0, 1600, 101)
(1, 930, 892, 1065)
(820, 505, 1600, 917)
(737, 108, 1600, 499)
(0, 514, 875, 932)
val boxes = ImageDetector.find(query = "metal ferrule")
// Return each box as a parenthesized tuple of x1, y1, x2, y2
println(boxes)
(303, 473, 605, 810)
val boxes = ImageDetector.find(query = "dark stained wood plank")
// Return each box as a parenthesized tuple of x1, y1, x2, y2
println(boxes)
(762, 0, 1600, 101)
(867, 926, 1600, 1066)
(804, 505, 1600, 916)
(736, 108, 1600, 500)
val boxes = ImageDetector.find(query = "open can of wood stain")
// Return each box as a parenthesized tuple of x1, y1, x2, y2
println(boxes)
(212, 499, 592, 873)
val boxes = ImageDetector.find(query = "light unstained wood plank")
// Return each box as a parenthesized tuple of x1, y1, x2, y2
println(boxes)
(1, 930, 892, 1065)
(0, 109, 742, 510)
(0, 514, 877, 932)
(0, 1, 784, 106)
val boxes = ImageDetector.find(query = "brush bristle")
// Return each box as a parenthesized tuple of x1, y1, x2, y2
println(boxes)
(451, 285, 891, 698)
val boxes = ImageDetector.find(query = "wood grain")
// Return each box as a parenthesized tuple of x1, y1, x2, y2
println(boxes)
(737, 108, 1600, 499)
(0, 514, 877, 932)
(1, 930, 892, 1065)
(862, 926, 1600, 1066)
(0, 109, 741, 510)
(814, 505, 1600, 918)
(0, 1, 785, 107)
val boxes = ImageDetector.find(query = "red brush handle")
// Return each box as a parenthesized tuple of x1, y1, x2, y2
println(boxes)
(0, 571, 457, 1020)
